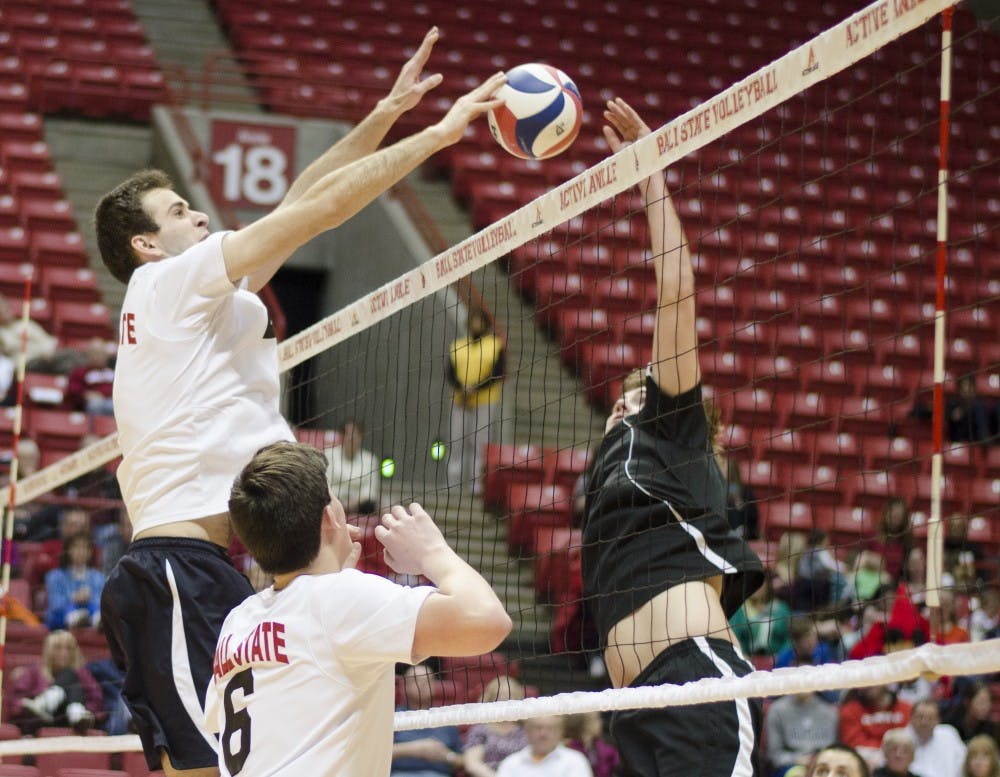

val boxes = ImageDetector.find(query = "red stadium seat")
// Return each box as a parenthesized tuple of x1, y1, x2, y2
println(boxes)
(38, 266, 101, 304)
(784, 392, 830, 431)
(0, 766, 39, 776)
(120, 752, 161, 777)
(0, 227, 29, 263)
(35, 729, 110, 774)
(787, 464, 845, 507)
(761, 501, 814, 540)
(759, 429, 810, 467)
(967, 478, 999, 514)
(51, 301, 113, 341)
(544, 446, 591, 493)
(811, 431, 864, 470)
(55, 770, 128, 777)
(22, 372, 67, 408)
(0, 262, 35, 298)
(729, 388, 776, 429)
(27, 408, 89, 454)
(506, 483, 572, 555)
(482, 443, 546, 509)
(743, 460, 784, 502)
(532, 526, 582, 604)
(833, 396, 892, 436)
(851, 470, 898, 509)
(30, 231, 88, 267)
(826, 505, 877, 545)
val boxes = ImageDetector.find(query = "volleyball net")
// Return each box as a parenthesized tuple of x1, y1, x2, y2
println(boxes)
(0, 0, 998, 758)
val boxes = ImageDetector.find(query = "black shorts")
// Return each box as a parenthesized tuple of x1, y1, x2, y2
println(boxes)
(610, 637, 762, 777)
(100, 537, 254, 771)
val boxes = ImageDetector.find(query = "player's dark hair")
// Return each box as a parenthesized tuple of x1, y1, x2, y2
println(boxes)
(811, 744, 870, 777)
(229, 442, 330, 574)
(94, 169, 172, 284)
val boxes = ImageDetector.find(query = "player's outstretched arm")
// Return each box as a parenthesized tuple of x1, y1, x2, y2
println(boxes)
(223, 72, 505, 290)
(245, 27, 444, 291)
(375, 503, 512, 657)
(603, 98, 699, 397)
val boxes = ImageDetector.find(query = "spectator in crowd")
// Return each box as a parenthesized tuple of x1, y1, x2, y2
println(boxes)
(392, 663, 464, 777)
(873, 728, 918, 777)
(775, 616, 834, 669)
(937, 588, 970, 645)
(908, 698, 966, 777)
(869, 498, 913, 582)
(720, 453, 759, 540)
(901, 547, 955, 609)
(963, 735, 999, 777)
(93, 509, 132, 577)
(773, 531, 808, 598)
(9, 630, 103, 734)
(793, 530, 845, 611)
(766, 691, 839, 776)
(462, 676, 529, 777)
(564, 711, 619, 777)
(807, 744, 871, 777)
(495, 715, 593, 777)
(731, 573, 793, 658)
(969, 588, 1000, 642)
(0, 294, 58, 370)
(946, 375, 992, 444)
(852, 548, 892, 604)
(326, 419, 381, 514)
(66, 339, 115, 416)
(44, 532, 105, 630)
(945, 682, 999, 744)
(943, 513, 985, 589)
(446, 309, 505, 493)
(839, 685, 912, 768)
(86, 647, 132, 735)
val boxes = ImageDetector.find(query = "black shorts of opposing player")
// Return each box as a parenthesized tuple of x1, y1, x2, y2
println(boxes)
(582, 379, 764, 640)
(610, 637, 762, 777)
(101, 537, 254, 771)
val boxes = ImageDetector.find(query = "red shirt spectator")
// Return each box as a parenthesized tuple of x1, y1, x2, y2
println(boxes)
(66, 339, 115, 415)
(840, 685, 912, 763)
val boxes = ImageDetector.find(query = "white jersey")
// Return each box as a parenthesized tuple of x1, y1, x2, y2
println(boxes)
(204, 570, 434, 777)
(113, 231, 294, 534)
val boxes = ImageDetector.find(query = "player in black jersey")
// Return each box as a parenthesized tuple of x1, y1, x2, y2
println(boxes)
(581, 99, 766, 777)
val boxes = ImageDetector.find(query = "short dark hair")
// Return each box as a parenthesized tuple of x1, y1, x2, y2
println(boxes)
(94, 169, 172, 284)
(229, 442, 331, 574)
(811, 744, 870, 777)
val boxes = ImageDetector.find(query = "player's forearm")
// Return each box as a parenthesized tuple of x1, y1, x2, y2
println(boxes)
(423, 549, 511, 645)
(281, 98, 403, 206)
(646, 180, 692, 301)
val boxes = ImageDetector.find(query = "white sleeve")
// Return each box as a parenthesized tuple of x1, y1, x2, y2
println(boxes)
(323, 570, 435, 665)
(146, 231, 238, 332)
(203, 674, 221, 735)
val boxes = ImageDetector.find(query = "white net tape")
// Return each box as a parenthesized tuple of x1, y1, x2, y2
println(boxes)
(0, 639, 996, 755)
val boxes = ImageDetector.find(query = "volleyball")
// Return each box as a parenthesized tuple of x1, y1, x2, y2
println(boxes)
(487, 63, 582, 160)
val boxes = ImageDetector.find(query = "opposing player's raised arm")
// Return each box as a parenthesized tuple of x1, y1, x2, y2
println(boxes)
(242, 28, 446, 291)
(226, 68, 505, 293)
(375, 503, 511, 657)
(603, 98, 700, 397)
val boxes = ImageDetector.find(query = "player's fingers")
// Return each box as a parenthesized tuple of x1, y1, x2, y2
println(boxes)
(602, 125, 623, 153)
(416, 73, 444, 95)
(347, 524, 362, 541)
(374, 524, 391, 543)
(471, 71, 507, 99)
(345, 541, 362, 570)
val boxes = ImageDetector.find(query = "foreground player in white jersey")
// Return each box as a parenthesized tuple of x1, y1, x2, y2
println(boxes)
(95, 28, 506, 777)
(206, 442, 511, 776)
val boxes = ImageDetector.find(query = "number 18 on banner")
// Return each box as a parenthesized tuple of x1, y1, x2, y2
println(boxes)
(209, 119, 298, 209)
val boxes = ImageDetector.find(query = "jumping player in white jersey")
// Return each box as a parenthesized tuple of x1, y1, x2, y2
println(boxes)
(205, 441, 511, 776)
(95, 28, 506, 777)
(580, 99, 765, 776)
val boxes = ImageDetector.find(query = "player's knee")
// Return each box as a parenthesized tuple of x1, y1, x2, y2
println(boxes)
(159, 750, 220, 777)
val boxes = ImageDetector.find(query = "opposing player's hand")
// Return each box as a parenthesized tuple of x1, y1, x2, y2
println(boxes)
(385, 27, 444, 115)
(434, 72, 507, 147)
(602, 97, 651, 153)
(375, 502, 451, 576)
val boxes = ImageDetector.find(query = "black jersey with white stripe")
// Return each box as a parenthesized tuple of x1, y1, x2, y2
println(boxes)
(582, 376, 764, 641)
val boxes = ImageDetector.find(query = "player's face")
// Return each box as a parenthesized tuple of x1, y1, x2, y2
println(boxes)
(605, 386, 646, 434)
(809, 750, 863, 777)
(139, 187, 210, 259)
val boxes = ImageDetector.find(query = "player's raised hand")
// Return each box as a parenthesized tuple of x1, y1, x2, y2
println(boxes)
(375, 502, 452, 576)
(385, 27, 444, 114)
(602, 97, 652, 152)
(342, 522, 363, 570)
(434, 71, 507, 147)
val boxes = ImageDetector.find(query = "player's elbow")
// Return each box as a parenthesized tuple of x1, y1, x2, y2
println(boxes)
(453, 602, 512, 654)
